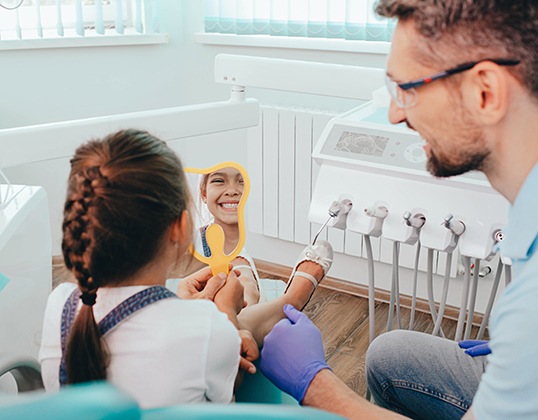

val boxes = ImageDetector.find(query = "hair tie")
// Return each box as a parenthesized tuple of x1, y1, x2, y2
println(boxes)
(81, 291, 97, 306)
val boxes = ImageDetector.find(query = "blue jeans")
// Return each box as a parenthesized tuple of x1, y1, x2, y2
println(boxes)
(366, 330, 487, 419)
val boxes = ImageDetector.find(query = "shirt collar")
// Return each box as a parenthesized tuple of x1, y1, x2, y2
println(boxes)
(499, 163, 538, 259)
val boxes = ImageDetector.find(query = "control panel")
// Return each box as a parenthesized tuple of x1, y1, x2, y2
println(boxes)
(315, 104, 488, 185)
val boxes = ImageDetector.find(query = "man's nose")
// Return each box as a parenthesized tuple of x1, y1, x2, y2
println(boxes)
(388, 100, 407, 125)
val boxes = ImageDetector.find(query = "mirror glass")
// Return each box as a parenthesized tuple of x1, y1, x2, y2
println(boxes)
(184, 162, 249, 275)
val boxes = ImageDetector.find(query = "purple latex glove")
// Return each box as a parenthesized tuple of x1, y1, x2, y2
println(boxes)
(260, 304, 331, 403)
(458, 339, 491, 357)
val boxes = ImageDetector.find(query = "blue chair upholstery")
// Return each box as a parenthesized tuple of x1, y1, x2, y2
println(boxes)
(0, 375, 344, 419)
(235, 360, 298, 405)
(144, 403, 345, 419)
(0, 381, 140, 420)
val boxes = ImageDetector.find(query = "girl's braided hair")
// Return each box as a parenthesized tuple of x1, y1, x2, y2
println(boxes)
(62, 129, 190, 384)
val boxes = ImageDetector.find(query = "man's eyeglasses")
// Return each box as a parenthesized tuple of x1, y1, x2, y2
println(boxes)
(385, 58, 520, 109)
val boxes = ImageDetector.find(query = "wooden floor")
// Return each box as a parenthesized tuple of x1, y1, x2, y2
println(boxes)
(301, 287, 480, 397)
(255, 260, 486, 398)
(53, 257, 485, 398)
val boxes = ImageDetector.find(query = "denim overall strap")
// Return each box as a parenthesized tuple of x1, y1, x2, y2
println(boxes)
(200, 225, 212, 257)
(59, 285, 177, 385)
(59, 288, 81, 385)
(97, 286, 177, 336)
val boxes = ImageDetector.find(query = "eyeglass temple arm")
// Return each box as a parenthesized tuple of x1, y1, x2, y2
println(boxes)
(398, 59, 520, 91)
(399, 65, 474, 91)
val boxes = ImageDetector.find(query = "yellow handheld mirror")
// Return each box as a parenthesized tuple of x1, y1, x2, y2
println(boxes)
(184, 162, 250, 276)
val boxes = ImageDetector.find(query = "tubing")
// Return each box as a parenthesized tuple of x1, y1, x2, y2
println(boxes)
(408, 242, 421, 330)
(477, 258, 503, 339)
(455, 256, 471, 341)
(363, 235, 376, 345)
(464, 259, 481, 340)
(432, 252, 452, 337)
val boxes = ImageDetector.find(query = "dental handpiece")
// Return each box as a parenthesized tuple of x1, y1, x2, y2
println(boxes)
(364, 206, 388, 219)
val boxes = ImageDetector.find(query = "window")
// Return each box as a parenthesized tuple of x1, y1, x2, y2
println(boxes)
(204, 0, 394, 42)
(0, 0, 160, 40)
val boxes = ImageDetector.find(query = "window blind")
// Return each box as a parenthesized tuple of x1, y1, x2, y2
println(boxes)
(0, 0, 159, 40)
(204, 0, 394, 42)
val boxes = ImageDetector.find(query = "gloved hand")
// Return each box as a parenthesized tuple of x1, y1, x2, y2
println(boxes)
(260, 304, 331, 403)
(458, 339, 491, 357)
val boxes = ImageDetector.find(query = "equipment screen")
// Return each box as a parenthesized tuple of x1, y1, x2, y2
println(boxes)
(334, 131, 389, 157)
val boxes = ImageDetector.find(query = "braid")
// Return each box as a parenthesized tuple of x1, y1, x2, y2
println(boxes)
(61, 129, 191, 385)
(63, 166, 108, 295)
(63, 166, 110, 384)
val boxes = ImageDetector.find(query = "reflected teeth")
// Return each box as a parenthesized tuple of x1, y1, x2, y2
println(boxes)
(221, 203, 238, 209)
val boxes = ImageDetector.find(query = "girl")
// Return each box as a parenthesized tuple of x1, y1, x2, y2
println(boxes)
(39, 129, 332, 408)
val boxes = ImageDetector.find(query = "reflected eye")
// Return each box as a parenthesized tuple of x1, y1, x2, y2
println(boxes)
(210, 178, 225, 184)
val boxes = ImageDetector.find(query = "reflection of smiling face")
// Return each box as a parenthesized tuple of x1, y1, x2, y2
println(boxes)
(202, 167, 244, 227)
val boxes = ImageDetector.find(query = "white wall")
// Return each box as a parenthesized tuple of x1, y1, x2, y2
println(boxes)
(177, 2, 388, 107)
(2, 3, 190, 129)
(4, 0, 388, 252)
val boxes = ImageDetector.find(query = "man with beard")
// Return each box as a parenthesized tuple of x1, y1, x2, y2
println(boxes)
(258, 1, 538, 419)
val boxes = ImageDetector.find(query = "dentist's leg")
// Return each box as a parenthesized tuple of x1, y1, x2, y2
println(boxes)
(366, 330, 487, 420)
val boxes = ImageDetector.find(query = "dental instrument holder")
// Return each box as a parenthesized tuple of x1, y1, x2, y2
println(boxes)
(402, 211, 426, 245)
(328, 199, 353, 229)
(312, 199, 353, 245)
(363, 205, 388, 237)
(362, 205, 389, 349)
(489, 228, 504, 259)
(489, 228, 508, 264)
(440, 213, 466, 253)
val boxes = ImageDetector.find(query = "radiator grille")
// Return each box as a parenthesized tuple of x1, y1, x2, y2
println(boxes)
(247, 105, 338, 246)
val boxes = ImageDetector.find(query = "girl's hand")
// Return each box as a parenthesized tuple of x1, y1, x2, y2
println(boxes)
(213, 268, 246, 328)
(238, 329, 259, 374)
(176, 266, 226, 300)
(214, 268, 246, 315)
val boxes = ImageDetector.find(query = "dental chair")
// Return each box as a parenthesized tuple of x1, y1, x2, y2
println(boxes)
(144, 403, 344, 419)
(0, 354, 43, 393)
(0, 381, 139, 419)
(0, 379, 344, 419)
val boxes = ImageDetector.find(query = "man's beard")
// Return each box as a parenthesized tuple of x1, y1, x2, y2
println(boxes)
(427, 148, 489, 178)
(424, 89, 492, 178)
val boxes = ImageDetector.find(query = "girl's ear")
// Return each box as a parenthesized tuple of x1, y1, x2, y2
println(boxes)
(170, 210, 190, 246)
(179, 210, 190, 240)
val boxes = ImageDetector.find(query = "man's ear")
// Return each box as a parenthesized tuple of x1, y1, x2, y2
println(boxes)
(467, 61, 510, 125)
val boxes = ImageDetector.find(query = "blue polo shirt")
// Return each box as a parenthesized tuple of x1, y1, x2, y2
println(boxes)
(473, 163, 538, 419)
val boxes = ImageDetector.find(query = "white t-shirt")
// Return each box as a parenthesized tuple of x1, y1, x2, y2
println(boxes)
(39, 283, 240, 409)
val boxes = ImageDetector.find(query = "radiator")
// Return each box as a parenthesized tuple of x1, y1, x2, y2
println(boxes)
(247, 104, 341, 247)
